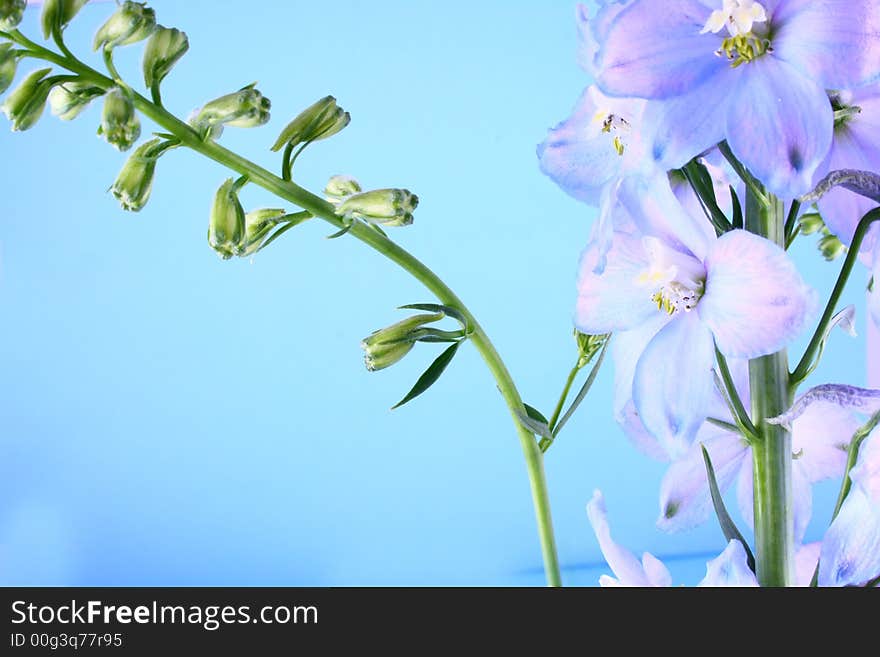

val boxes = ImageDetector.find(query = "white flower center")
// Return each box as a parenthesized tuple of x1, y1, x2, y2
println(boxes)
(702, 0, 770, 67)
(591, 110, 630, 156)
(635, 238, 706, 315)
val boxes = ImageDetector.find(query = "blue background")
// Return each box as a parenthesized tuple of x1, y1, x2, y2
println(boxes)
(0, 0, 871, 586)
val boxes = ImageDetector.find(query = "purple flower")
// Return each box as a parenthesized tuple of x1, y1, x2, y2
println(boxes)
(575, 178, 816, 454)
(595, 0, 880, 198)
(870, 303, 880, 388)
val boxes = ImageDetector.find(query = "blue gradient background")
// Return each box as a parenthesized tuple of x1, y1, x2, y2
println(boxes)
(0, 1, 871, 586)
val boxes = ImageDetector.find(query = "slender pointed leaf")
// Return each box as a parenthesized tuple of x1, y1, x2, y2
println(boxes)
(701, 444, 756, 573)
(730, 185, 743, 229)
(391, 342, 460, 410)
(516, 410, 553, 440)
(551, 338, 609, 437)
(524, 403, 550, 425)
(326, 221, 354, 239)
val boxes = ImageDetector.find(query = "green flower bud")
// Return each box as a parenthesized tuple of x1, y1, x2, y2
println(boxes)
(818, 233, 847, 261)
(361, 312, 445, 371)
(142, 25, 188, 89)
(48, 80, 104, 120)
(93, 1, 157, 51)
(40, 0, 89, 39)
(240, 208, 286, 257)
(0, 43, 19, 95)
(798, 212, 825, 236)
(336, 188, 419, 227)
(1, 67, 53, 132)
(324, 175, 362, 205)
(270, 95, 350, 152)
(98, 87, 141, 151)
(575, 331, 608, 369)
(208, 178, 247, 259)
(110, 138, 164, 212)
(0, 0, 26, 31)
(191, 83, 271, 139)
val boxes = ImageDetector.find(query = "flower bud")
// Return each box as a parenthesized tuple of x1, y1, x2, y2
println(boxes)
(1, 67, 53, 132)
(208, 178, 247, 259)
(336, 188, 419, 227)
(575, 331, 608, 369)
(191, 83, 271, 139)
(818, 233, 847, 261)
(93, 1, 157, 51)
(98, 87, 140, 151)
(798, 212, 825, 236)
(324, 175, 362, 205)
(0, 0, 26, 31)
(361, 312, 445, 371)
(270, 95, 350, 152)
(40, 0, 88, 39)
(142, 25, 188, 89)
(0, 43, 19, 95)
(241, 208, 286, 257)
(48, 80, 104, 120)
(110, 138, 164, 212)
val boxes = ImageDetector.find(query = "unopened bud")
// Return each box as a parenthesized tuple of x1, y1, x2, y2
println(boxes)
(208, 178, 247, 259)
(0, 0, 26, 30)
(48, 80, 104, 120)
(270, 95, 350, 152)
(191, 83, 270, 139)
(361, 312, 445, 371)
(110, 138, 163, 212)
(40, 0, 88, 39)
(798, 212, 825, 236)
(98, 87, 140, 151)
(1, 67, 53, 132)
(818, 233, 847, 261)
(93, 1, 157, 51)
(575, 331, 608, 368)
(324, 175, 362, 205)
(241, 208, 286, 257)
(336, 188, 419, 227)
(142, 25, 188, 89)
(0, 43, 19, 95)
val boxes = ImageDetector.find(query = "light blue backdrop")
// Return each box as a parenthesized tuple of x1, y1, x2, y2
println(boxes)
(0, 1, 870, 586)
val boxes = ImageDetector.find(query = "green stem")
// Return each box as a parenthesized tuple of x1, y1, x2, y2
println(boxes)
(548, 364, 580, 432)
(14, 34, 564, 586)
(783, 200, 801, 246)
(791, 208, 880, 385)
(714, 346, 759, 441)
(745, 185, 794, 587)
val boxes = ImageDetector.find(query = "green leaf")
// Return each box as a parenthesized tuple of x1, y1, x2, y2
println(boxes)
(730, 185, 743, 229)
(391, 342, 461, 410)
(399, 303, 469, 330)
(524, 403, 549, 426)
(326, 221, 354, 239)
(701, 444, 756, 573)
(516, 410, 553, 440)
(552, 338, 609, 438)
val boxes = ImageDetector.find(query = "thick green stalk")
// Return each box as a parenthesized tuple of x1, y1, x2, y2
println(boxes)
(9, 33, 563, 585)
(745, 188, 794, 587)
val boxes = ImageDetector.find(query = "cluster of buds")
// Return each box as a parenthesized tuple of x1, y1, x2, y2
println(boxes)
(0, 0, 25, 31)
(361, 312, 446, 372)
(190, 83, 271, 140)
(93, 1, 156, 52)
(575, 331, 609, 369)
(98, 87, 140, 151)
(798, 211, 848, 261)
(271, 95, 350, 153)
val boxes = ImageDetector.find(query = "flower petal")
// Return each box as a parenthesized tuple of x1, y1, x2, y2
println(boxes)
(871, 244, 880, 328)
(575, 230, 659, 333)
(699, 229, 817, 359)
(869, 306, 880, 388)
(657, 430, 750, 532)
(633, 312, 716, 457)
(597, 0, 728, 99)
(725, 57, 833, 199)
(795, 542, 821, 587)
(792, 400, 860, 482)
(586, 490, 654, 586)
(773, 0, 880, 89)
(697, 540, 759, 587)
(641, 552, 673, 587)
(818, 486, 880, 586)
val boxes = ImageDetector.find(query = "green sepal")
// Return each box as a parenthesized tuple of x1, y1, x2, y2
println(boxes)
(398, 303, 469, 332)
(701, 444, 756, 573)
(326, 220, 354, 240)
(729, 185, 743, 229)
(391, 341, 461, 410)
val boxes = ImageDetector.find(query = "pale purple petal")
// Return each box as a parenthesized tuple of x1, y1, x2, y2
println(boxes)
(795, 542, 821, 587)
(773, 0, 880, 89)
(697, 540, 759, 587)
(725, 57, 833, 199)
(575, 231, 659, 333)
(850, 426, 880, 502)
(818, 486, 880, 586)
(769, 384, 880, 430)
(871, 245, 880, 328)
(792, 401, 861, 482)
(596, 0, 727, 99)
(657, 430, 750, 532)
(586, 490, 654, 586)
(699, 229, 817, 359)
(869, 304, 880, 388)
(577, 2, 633, 77)
(736, 455, 755, 531)
(791, 460, 814, 544)
(641, 552, 673, 587)
(633, 312, 716, 457)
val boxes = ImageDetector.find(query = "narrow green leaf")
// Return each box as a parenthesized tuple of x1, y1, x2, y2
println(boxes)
(701, 444, 756, 573)
(516, 410, 553, 440)
(391, 342, 460, 410)
(552, 338, 608, 437)
(326, 221, 354, 239)
(730, 185, 743, 229)
(524, 403, 549, 425)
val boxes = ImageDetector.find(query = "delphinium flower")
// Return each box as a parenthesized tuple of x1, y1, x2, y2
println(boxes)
(575, 176, 815, 455)
(595, 0, 880, 198)
(870, 304, 880, 388)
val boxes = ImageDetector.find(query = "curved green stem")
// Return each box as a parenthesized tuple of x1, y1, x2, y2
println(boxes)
(10, 33, 563, 586)
(791, 208, 880, 385)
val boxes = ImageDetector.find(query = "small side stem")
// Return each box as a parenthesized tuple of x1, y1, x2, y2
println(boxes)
(548, 365, 580, 431)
